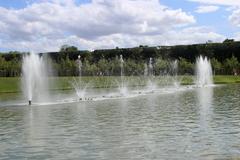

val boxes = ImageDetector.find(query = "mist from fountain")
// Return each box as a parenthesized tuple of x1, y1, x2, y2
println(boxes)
(195, 55, 213, 87)
(72, 55, 87, 100)
(148, 57, 153, 76)
(144, 63, 148, 77)
(18, 53, 216, 105)
(22, 53, 50, 104)
(118, 55, 128, 96)
(170, 60, 180, 87)
(146, 57, 157, 91)
(77, 55, 82, 78)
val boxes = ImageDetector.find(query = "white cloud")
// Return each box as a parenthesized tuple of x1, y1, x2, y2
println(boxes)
(0, 27, 225, 52)
(0, 0, 225, 52)
(188, 0, 240, 6)
(188, 0, 240, 27)
(229, 9, 240, 27)
(195, 5, 219, 13)
(234, 32, 240, 40)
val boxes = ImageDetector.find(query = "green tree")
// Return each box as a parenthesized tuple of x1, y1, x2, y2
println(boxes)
(223, 39, 234, 43)
(0, 55, 6, 76)
(154, 58, 168, 75)
(97, 58, 109, 76)
(224, 56, 239, 75)
(179, 58, 194, 75)
(83, 59, 98, 76)
(211, 58, 222, 75)
(60, 45, 78, 52)
(125, 59, 142, 75)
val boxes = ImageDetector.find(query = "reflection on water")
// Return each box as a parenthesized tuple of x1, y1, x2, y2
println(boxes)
(0, 85, 240, 159)
(197, 86, 216, 157)
(198, 86, 213, 132)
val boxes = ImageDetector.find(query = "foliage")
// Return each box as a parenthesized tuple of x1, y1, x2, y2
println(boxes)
(224, 56, 239, 75)
(0, 41, 240, 77)
(211, 58, 222, 75)
(178, 58, 194, 75)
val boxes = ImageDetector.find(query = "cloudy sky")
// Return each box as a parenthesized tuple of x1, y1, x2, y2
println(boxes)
(0, 0, 239, 52)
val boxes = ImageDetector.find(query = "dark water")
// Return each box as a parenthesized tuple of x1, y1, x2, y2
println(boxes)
(0, 85, 240, 159)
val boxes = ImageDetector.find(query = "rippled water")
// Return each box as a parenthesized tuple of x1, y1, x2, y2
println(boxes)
(0, 84, 240, 159)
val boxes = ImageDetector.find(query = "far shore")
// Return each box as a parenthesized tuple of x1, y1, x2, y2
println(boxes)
(0, 75, 240, 93)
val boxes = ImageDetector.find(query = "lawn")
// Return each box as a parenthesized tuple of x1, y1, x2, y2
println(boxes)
(0, 75, 240, 93)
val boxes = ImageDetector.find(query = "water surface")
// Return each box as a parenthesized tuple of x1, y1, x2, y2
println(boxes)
(0, 85, 240, 159)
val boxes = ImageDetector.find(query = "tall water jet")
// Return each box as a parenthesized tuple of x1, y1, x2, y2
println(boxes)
(120, 55, 124, 77)
(148, 57, 153, 76)
(147, 57, 156, 91)
(72, 55, 86, 100)
(77, 55, 82, 78)
(118, 55, 128, 96)
(195, 55, 213, 87)
(144, 63, 148, 77)
(170, 60, 180, 87)
(171, 60, 178, 76)
(22, 53, 50, 105)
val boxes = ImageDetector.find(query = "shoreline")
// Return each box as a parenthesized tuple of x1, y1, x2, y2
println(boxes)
(0, 76, 240, 94)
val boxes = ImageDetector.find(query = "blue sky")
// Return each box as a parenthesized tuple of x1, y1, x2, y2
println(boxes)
(0, 0, 27, 9)
(0, 0, 239, 52)
(0, 0, 91, 8)
(160, 0, 238, 38)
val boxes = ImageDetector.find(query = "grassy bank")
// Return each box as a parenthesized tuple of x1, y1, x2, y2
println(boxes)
(180, 75, 240, 85)
(0, 76, 240, 93)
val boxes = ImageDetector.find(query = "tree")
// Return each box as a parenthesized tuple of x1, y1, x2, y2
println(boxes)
(97, 58, 110, 76)
(125, 59, 143, 76)
(223, 39, 234, 43)
(154, 58, 168, 75)
(224, 56, 239, 75)
(179, 58, 194, 75)
(60, 45, 78, 52)
(211, 58, 222, 75)
(83, 59, 98, 76)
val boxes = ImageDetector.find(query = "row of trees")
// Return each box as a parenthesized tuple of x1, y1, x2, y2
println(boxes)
(52, 56, 239, 76)
(0, 40, 240, 77)
(0, 53, 21, 77)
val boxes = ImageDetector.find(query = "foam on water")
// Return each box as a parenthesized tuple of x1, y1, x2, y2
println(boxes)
(2, 84, 217, 107)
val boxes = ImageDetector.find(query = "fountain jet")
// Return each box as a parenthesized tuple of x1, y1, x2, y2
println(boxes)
(148, 57, 153, 76)
(22, 53, 50, 105)
(195, 55, 213, 87)
(146, 57, 156, 91)
(170, 60, 180, 87)
(72, 55, 88, 100)
(118, 55, 128, 96)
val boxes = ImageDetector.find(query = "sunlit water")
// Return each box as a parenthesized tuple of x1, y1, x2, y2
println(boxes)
(0, 84, 240, 159)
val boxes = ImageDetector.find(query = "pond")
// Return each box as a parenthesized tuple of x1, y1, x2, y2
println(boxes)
(0, 84, 240, 159)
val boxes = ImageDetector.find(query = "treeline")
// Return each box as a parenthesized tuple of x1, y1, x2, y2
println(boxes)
(0, 40, 240, 77)
(0, 52, 22, 77)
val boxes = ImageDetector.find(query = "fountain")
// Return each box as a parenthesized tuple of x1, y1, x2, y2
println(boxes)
(195, 55, 213, 87)
(72, 55, 87, 100)
(171, 60, 178, 76)
(118, 55, 128, 96)
(170, 60, 180, 87)
(20, 53, 213, 105)
(146, 57, 156, 91)
(148, 57, 153, 76)
(77, 55, 82, 77)
(144, 63, 148, 77)
(22, 53, 50, 105)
